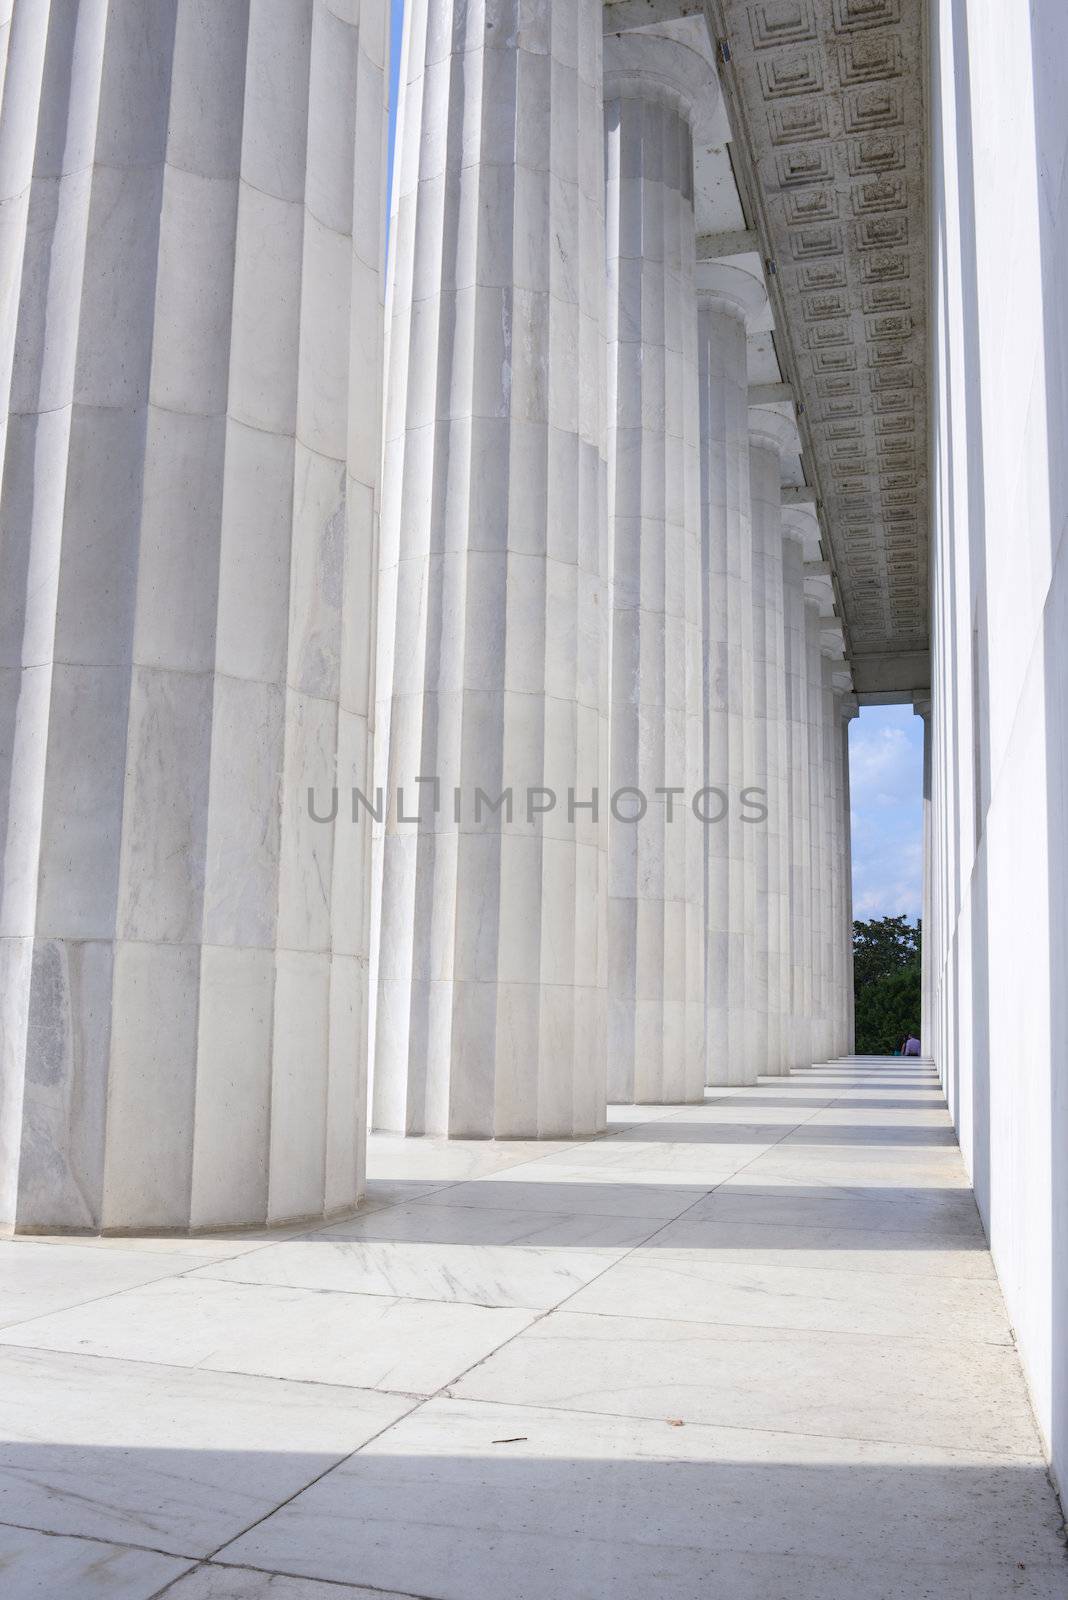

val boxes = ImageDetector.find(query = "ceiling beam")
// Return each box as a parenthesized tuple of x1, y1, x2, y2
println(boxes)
(851, 651, 933, 699)
(696, 228, 760, 260)
(604, 0, 705, 30)
(748, 381, 793, 405)
(857, 689, 922, 707)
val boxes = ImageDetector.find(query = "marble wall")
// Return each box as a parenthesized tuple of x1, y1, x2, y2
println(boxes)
(928, 0, 1068, 1495)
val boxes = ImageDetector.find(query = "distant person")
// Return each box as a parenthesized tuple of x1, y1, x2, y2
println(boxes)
(903, 1034, 921, 1056)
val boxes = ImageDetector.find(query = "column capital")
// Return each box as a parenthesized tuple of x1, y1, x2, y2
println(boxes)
(838, 692, 860, 722)
(912, 691, 932, 719)
(696, 260, 768, 325)
(781, 500, 820, 552)
(604, 32, 721, 134)
(748, 405, 801, 461)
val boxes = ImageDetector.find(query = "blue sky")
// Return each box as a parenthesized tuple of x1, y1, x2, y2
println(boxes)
(385, 6, 922, 928)
(849, 706, 923, 924)
(387, 2, 403, 210)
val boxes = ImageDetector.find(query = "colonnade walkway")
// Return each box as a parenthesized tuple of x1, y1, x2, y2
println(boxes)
(0, 1059, 1065, 1598)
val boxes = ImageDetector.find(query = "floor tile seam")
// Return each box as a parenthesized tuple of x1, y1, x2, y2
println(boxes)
(434, 1391, 1048, 1462)
(181, 1261, 626, 1308)
(0, 1276, 519, 1340)
(400, 1193, 706, 1222)
(316, 1207, 681, 1242)
(486, 1301, 1026, 1356)
(198, 1252, 615, 1571)
(492, 1300, 1017, 1347)
(629, 1248, 1000, 1285)
(0, 1269, 568, 1325)
(200, 1391, 430, 1568)
(206, 1498, 1068, 1568)
(372, 1208, 993, 1244)
(720, 1189, 981, 1211)
(0, 1251, 1012, 1369)
(515, 1094, 841, 1326)
(0, 1266, 231, 1337)
(0, 1514, 203, 1569)
(153, 1555, 446, 1600)
(0, 1333, 452, 1397)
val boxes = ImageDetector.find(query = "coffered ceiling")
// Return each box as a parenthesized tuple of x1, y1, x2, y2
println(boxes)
(605, 0, 931, 699)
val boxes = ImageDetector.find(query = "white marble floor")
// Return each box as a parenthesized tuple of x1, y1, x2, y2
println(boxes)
(1, 1059, 1065, 1599)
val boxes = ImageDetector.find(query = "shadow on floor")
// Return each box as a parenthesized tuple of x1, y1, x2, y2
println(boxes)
(0, 1442, 1065, 1600)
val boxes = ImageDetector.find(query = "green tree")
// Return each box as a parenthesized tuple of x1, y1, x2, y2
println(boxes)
(853, 915, 921, 1054)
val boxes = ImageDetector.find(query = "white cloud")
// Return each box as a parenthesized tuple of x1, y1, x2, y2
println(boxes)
(853, 837, 923, 922)
(850, 724, 921, 809)
(848, 709, 924, 922)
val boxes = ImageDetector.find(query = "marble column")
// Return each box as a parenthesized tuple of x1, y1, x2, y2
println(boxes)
(781, 519, 811, 1072)
(841, 694, 859, 1053)
(748, 410, 796, 1077)
(914, 694, 932, 1054)
(371, 0, 609, 1137)
(603, 35, 716, 1106)
(824, 678, 844, 1062)
(0, 0, 388, 1231)
(696, 265, 766, 1089)
(830, 679, 852, 1057)
(820, 653, 840, 1061)
(804, 599, 827, 1061)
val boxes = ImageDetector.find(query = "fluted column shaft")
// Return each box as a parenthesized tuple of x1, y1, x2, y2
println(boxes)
(824, 675, 844, 1049)
(841, 697, 859, 1052)
(748, 412, 796, 1077)
(696, 265, 764, 1088)
(782, 530, 811, 1072)
(914, 696, 932, 1055)
(747, 440, 770, 1076)
(372, 0, 608, 1137)
(604, 36, 712, 1105)
(0, 0, 388, 1231)
(839, 690, 854, 1051)
(769, 512, 790, 1078)
(820, 654, 839, 1060)
(748, 435, 777, 1075)
(830, 679, 852, 1055)
(698, 297, 732, 1090)
(804, 601, 827, 1061)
